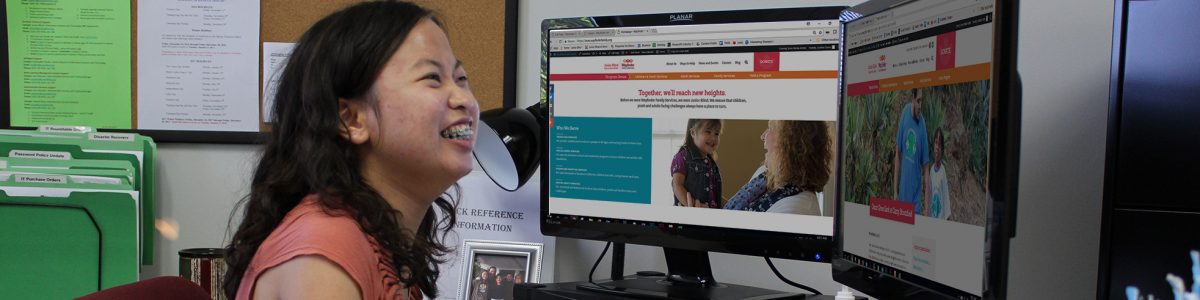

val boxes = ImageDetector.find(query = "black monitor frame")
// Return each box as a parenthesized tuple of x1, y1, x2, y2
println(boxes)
(1097, 1, 1128, 298)
(1099, 0, 1200, 298)
(831, 0, 1021, 299)
(539, 6, 846, 298)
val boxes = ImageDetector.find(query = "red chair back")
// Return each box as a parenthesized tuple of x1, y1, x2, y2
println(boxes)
(76, 276, 210, 300)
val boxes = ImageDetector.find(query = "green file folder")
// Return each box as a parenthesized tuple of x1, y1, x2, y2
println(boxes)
(0, 135, 156, 265)
(0, 157, 137, 186)
(0, 191, 139, 298)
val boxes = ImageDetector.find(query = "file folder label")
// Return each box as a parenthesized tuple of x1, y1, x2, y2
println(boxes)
(88, 133, 136, 142)
(38, 125, 94, 133)
(9, 150, 72, 160)
(70, 176, 124, 185)
(15, 174, 68, 184)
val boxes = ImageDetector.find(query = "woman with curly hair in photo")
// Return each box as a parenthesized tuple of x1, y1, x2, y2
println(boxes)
(725, 120, 832, 215)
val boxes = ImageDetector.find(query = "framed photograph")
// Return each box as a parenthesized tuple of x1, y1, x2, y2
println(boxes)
(457, 240, 542, 300)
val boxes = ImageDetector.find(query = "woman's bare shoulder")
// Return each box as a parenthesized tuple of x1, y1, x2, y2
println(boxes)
(253, 255, 363, 300)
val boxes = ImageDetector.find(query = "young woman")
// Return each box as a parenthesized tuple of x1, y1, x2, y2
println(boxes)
(222, 1, 478, 299)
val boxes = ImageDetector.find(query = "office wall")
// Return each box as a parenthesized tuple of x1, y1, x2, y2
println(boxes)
(1007, 0, 1111, 298)
(519, 0, 1112, 299)
(146, 144, 257, 277)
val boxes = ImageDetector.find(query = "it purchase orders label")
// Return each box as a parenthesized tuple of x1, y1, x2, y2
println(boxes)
(550, 117, 651, 204)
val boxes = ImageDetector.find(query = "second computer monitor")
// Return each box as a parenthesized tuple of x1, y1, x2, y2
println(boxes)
(833, 0, 1021, 299)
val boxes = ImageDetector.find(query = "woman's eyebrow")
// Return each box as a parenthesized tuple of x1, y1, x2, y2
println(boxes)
(412, 59, 464, 71)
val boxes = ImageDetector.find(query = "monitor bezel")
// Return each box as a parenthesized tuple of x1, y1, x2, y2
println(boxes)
(1097, 0, 1127, 298)
(831, 0, 1021, 299)
(539, 6, 847, 263)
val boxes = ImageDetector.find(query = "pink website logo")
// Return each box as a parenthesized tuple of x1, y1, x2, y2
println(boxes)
(869, 197, 915, 224)
(868, 55, 887, 74)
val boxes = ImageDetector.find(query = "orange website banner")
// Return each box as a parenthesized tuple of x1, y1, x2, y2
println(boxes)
(548, 70, 837, 81)
(846, 63, 991, 97)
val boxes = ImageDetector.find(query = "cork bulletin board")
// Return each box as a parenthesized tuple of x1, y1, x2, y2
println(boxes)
(2, 0, 517, 143)
(261, 0, 515, 112)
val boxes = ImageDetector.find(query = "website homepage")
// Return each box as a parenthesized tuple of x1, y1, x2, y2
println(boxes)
(546, 20, 839, 236)
(840, 1, 995, 297)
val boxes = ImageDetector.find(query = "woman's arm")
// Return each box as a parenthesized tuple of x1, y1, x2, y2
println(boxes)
(725, 166, 767, 210)
(253, 255, 362, 300)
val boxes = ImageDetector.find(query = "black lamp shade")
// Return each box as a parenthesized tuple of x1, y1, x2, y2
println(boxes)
(473, 104, 543, 191)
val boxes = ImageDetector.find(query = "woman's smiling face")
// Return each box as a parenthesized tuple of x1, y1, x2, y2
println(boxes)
(361, 18, 480, 187)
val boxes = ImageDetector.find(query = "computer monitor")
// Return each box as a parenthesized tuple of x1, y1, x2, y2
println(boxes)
(1100, 0, 1200, 298)
(540, 6, 845, 299)
(832, 0, 1020, 299)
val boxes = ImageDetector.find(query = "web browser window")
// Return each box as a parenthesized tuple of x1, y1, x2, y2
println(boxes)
(546, 19, 840, 236)
(839, 0, 996, 298)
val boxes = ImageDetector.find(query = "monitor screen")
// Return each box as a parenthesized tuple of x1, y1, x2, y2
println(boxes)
(541, 7, 844, 262)
(835, 0, 1016, 299)
(1105, 209, 1200, 300)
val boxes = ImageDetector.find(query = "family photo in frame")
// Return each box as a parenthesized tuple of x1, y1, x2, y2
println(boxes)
(457, 240, 543, 300)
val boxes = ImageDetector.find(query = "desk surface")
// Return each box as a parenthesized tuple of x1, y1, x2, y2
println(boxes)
(514, 276, 857, 300)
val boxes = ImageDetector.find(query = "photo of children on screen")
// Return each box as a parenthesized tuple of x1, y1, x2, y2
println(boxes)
(841, 81, 991, 226)
(926, 128, 951, 219)
(670, 119, 725, 208)
(723, 120, 831, 215)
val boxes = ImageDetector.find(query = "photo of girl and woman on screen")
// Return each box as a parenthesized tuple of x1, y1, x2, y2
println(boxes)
(840, 81, 991, 226)
(669, 118, 834, 217)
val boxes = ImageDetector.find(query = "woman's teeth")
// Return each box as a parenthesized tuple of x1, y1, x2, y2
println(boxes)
(440, 124, 473, 140)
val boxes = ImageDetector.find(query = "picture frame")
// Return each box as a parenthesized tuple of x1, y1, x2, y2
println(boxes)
(456, 240, 542, 300)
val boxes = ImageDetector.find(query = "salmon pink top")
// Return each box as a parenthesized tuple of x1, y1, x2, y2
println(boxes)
(236, 195, 421, 300)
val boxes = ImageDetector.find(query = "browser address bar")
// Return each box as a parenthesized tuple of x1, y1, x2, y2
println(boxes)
(556, 29, 832, 45)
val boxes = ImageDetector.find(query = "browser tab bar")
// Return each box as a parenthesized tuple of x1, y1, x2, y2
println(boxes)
(615, 28, 658, 36)
(846, 1, 993, 48)
(580, 29, 617, 37)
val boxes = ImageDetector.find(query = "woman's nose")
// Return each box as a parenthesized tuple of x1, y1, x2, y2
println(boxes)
(448, 85, 478, 112)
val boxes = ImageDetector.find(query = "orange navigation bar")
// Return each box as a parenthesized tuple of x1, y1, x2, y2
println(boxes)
(550, 70, 837, 81)
(848, 63, 991, 96)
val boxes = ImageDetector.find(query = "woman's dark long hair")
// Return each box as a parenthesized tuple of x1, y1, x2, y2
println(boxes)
(223, 1, 456, 298)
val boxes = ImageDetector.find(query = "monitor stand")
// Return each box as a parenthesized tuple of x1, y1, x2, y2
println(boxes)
(575, 247, 807, 300)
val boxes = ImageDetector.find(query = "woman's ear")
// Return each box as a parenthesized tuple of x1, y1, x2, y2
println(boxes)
(338, 98, 371, 144)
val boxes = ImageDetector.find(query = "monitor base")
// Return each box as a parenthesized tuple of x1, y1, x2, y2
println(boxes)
(514, 275, 863, 300)
(579, 277, 802, 300)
